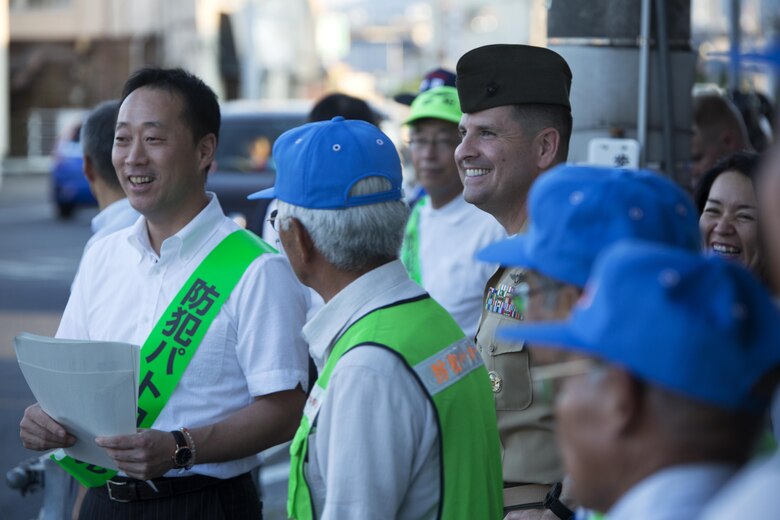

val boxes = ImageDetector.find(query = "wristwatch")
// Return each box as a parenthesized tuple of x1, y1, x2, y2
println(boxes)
(170, 429, 193, 470)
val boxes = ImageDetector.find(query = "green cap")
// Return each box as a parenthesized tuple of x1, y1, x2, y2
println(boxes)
(456, 44, 572, 113)
(404, 86, 462, 126)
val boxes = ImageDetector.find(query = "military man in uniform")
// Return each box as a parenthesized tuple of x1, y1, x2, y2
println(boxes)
(454, 44, 573, 518)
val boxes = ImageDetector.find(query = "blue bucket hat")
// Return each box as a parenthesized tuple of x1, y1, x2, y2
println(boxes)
(248, 116, 403, 209)
(477, 164, 701, 287)
(499, 240, 780, 411)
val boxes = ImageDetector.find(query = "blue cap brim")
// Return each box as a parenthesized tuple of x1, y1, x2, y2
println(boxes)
(476, 236, 534, 266)
(247, 186, 276, 200)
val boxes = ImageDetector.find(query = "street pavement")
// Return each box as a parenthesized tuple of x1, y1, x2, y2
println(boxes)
(0, 173, 290, 519)
(0, 173, 94, 519)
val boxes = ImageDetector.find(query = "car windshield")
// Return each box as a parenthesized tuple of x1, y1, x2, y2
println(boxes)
(215, 115, 305, 173)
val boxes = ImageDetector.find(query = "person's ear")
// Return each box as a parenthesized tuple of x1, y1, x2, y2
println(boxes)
(83, 155, 97, 184)
(533, 127, 561, 171)
(287, 218, 316, 266)
(599, 368, 645, 438)
(197, 133, 217, 173)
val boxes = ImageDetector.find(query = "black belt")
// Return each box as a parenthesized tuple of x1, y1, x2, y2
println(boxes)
(96, 473, 234, 503)
(502, 481, 575, 520)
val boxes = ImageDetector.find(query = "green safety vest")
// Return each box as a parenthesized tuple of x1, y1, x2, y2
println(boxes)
(55, 229, 274, 487)
(400, 196, 428, 284)
(288, 294, 504, 519)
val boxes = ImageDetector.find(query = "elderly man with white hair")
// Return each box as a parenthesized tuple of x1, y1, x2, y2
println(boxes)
(249, 116, 503, 520)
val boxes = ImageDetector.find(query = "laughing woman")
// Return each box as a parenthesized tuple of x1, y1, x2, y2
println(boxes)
(695, 151, 766, 281)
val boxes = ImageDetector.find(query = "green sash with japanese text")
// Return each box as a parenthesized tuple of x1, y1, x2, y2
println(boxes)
(54, 229, 275, 487)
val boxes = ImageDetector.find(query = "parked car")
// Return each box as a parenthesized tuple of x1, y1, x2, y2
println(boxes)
(50, 121, 96, 218)
(49, 101, 310, 233)
(207, 99, 311, 236)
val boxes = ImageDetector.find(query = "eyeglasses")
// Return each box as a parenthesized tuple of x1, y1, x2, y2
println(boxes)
(512, 281, 566, 314)
(531, 357, 603, 403)
(267, 209, 285, 232)
(407, 137, 460, 151)
(530, 358, 602, 382)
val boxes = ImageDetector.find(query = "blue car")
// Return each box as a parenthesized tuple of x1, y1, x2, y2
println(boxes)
(50, 122, 96, 219)
(49, 101, 310, 229)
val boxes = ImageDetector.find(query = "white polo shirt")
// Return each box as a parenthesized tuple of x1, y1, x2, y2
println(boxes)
(58, 193, 309, 479)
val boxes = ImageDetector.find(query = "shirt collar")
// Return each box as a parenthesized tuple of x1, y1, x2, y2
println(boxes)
(303, 259, 425, 370)
(607, 463, 736, 520)
(423, 193, 468, 221)
(91, 198, 137, 234)
(127, 192, 225, 263)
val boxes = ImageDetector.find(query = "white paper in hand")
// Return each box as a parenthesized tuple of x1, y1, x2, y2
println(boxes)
(14, 333, 140, 470)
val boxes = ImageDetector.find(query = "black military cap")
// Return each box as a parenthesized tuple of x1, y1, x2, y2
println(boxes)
(456, 44, 572, 113)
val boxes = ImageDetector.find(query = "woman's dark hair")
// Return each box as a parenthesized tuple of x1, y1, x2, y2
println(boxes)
(694, 151, 761, 214)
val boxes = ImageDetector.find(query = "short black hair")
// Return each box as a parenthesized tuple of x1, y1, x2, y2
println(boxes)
(121, 67, 220, 145)
(512, 103, 573, 162)
(81, 100, 120, 189)
(308, 93, 379, 126)
(694, 150, 760, 214)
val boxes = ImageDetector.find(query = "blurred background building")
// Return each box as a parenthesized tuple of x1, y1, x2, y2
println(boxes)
(3, 0, 779, 175)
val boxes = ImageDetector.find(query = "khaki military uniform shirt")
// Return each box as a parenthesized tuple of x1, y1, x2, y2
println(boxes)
(475, 267, 563, 485)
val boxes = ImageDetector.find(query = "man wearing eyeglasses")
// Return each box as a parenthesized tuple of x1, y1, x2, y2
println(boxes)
(400, 85, 505, 338)
(476, 163, 702, 519)
(249, 116, 503, 519)
(498, 240, 780, 519)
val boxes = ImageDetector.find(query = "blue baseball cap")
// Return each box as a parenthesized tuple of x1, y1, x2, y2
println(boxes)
(248, 116, 403, 209)
(477, 164, 701, 287)
(499, 240, 780, 411)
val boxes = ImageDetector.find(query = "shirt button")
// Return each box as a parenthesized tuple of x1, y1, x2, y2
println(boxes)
(488, 344, 496, 353)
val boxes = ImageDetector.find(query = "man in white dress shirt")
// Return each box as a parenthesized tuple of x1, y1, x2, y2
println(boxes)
(499, 240, 780, 520)
(43, 99, 144, 520)
(20, 67, 309, 519)
(80, 99, 140, 252)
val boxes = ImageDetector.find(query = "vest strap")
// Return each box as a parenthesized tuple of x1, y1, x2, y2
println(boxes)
(55, 230, 273, 487)
(400, 196, 428, 284)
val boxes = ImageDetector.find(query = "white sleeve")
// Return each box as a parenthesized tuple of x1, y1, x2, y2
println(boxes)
(315, 347, 439, 520)
(55, 252, 92, 340)
(232, 253, 309, 396)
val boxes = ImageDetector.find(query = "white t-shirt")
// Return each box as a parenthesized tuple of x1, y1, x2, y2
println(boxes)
(58, 193, 310, 479)
(302, 260, 440, 520)
(414, 195, 505, 338)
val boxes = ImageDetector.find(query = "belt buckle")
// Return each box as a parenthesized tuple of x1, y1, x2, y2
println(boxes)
(106, 479, 133, 503)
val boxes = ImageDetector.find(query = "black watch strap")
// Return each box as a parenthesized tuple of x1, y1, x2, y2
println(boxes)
(171, 429, 187, 449)
(170, 429, 193, 469)
(544, 482, 575, 520)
